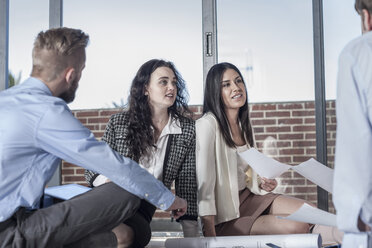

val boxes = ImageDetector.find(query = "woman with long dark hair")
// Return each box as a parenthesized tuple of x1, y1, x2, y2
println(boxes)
(86, 59, 198, 247)
(196, 62, 342, 246)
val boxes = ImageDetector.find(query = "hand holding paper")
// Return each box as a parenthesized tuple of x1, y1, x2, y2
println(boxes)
(238, 148, 333, 193)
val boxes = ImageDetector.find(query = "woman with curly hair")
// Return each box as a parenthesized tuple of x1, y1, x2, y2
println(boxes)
(85, 59, 199, 247)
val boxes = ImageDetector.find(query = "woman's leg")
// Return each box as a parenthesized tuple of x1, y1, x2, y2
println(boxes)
(251, 195, 343, 245)
(250, 195, 311, 235)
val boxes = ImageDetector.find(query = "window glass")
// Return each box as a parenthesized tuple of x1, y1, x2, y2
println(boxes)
(64, 0, 203, 109)
(9, 0, 49, 83)
(217, 0, 314, 103)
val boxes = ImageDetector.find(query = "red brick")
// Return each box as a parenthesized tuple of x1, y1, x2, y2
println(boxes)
(253, 127, 264, 133)
(278, 133, 304, 140)
(254, 134, 278, 141)
(326, 109, 336, 116)
(305, 133, 316, 139)
(278, 118, 303, 125)
(281, 179, 306, 185)
(292, 110, 315, 117)
(62, 169, 74, 175)
(250, 112, 264, 118)
(277, 103, 304, 110)
(327, 124, 336, 131)
(306, 148, 316, 155)
(79, 118, 87, 124)
(280, 171, 293, 178)
(63, 176, 86, 182)
(280, 148, 304, 155)
(76, 111, 100, 117)
(304, 118, 315, 124)
(251, 104, 276, 111)
(265, 111, 290, 118)
(62, 162, 79, 168)
(293, 156, 312, 163)
(293, 141, 316, 147)
(88, 117, 110, 124)
(305, 102, 315, 109)
(92, 131, 104, 138)
(251, 119, 276, 125)
(84, 124, 99, 131)
(266, 126, 291, 133)
(294, 186, 317, 193)
(293, 125, 316, 132)
(99, 109, 121, 117)
(76, 169, 85, 174)
(275, 141, 291, 147)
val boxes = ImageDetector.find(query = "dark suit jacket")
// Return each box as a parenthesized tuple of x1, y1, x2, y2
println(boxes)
(85, 111, 197, 219)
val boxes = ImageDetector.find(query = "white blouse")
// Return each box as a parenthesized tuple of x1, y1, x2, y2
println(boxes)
(93, 116, 182, 186)
(236, 145, 250, 190)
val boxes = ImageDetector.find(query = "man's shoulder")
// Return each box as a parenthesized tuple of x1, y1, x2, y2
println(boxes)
(341, 33, 372, 57)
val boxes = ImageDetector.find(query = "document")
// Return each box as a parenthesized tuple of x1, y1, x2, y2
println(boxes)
(44, 183, 91, 200)
(238, 148, 333, 193)
(278, 203, 337, 227)
(165, 234, 321, 248)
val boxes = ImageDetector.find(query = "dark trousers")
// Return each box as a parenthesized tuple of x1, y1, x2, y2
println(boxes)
(0, 182, 140, 248)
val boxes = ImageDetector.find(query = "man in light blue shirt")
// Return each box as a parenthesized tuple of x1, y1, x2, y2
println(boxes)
(334, 0, 372, 247)
(0, 27, 187, 248)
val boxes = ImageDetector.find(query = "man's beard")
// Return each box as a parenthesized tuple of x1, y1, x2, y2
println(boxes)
(59, 79, 78, 104)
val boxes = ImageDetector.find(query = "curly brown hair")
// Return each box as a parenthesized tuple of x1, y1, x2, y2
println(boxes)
(126, 59, 191, 162)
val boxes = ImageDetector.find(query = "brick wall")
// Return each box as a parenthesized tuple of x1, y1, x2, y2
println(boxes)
(62, 100, 336, 214)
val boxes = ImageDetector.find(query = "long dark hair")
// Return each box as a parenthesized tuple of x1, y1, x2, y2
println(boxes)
(126, 59, 191, 161)
(203, 62, 254, 148)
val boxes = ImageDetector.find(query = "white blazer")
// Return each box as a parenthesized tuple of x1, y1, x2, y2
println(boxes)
(196, 113, 266, 225)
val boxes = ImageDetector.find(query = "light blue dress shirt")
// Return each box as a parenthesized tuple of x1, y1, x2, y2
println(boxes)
(334, 31, 372, 247)
(0, 77, 175, 222)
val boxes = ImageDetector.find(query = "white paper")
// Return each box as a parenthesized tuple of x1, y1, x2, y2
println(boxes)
(44, 183, 91, 200)
(238, 148, 334, 193)
(294, 158, 333, 193)
(278, 203, 337, 227)
(238, 148, 290, 179)
(165, 234, 321, 248)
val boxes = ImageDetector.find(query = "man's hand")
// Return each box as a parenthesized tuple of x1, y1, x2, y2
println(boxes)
(260, 177, 278, 192)
(166, 196, 187, 219)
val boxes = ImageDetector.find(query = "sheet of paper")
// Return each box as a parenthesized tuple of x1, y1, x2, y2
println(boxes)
(238, 148, 290, 179)
(239, 148, 334, 193)
(294, 158, 334, 193)
(165, 234, 321, 248)
(278, 203, 337, 227)
(44, 183, 91, 200)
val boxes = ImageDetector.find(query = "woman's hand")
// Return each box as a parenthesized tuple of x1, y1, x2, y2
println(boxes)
(260, 177, 277, 192)
(201, 216, 217, 237)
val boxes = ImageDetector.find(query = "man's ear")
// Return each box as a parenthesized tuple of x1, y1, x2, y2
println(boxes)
(65, 67, 75, 85)
(362, 9, 372, 32)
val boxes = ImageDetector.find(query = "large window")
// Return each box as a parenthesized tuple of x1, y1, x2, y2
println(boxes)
(217, 0, 315, 103)
(9, 0, 49, 83)
(64, 0, 203, 110)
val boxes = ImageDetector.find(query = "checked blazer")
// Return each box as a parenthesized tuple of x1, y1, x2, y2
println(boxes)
(85, 111, 198, 219)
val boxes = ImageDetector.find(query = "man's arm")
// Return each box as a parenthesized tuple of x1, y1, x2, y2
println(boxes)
(35, 103, 179, 211)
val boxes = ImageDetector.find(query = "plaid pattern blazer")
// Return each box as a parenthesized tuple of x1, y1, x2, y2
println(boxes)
(85, 111, 198, 219)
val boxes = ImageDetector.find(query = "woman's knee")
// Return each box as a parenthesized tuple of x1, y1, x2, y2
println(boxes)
(285, 221, 310, 234)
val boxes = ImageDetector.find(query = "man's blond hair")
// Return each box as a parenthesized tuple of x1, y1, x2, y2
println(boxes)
(31, 27, 89, 81)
